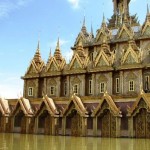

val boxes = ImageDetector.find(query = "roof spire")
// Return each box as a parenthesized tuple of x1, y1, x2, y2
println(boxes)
(33, 40, 42, 64)
(102, 13, 106, 27)
(47, 48, 52, 63)
(56, 37, 60, 50)
(81, 15, 87, 34)
(54, 37, 62, 62)
(147, 3, 150, 15)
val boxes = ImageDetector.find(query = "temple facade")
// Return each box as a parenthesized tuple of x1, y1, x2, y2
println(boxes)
(1, 0, 150, 138)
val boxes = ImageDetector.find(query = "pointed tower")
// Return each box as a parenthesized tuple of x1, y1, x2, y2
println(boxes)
(33, 41, 42, 65)
(54, 38, 63, 63)
(108, 0, 139, 29)
(73, 16, 90, 47)
(96, 14, 111, 43)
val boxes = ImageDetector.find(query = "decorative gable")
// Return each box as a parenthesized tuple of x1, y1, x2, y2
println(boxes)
(121, 45, 141, 65)
(96, 32, 105, 42)
(69, 53, 83, 70)
(142, 23, 150, 36)
(46, 59, 59, 72)
(95, 50, 113, 67)
(118, 24, 133, 39)
(27, 63, 37, 74)
(75, 33, 86, 46)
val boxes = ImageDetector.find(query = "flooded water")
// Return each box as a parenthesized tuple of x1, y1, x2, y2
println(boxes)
(0, 134, 150, 150)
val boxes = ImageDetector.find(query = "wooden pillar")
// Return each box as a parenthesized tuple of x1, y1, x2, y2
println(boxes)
(109, 72, 113, 95)
(120, 71, 124, 94)
(114, 0, 118, 14)
(11, 117, 14, 133)
(81, 117, 87, 136)
(34, 117, 38, 134)
(93, 117, 97, 136)
(82, 75, 85, 96)
(57, 77, 61, 97)
(25, 117, 29, 133)
(35, 79, 39, 98)
(43, 78, 47, 94)
(92, 74, 96, 96)
(67, 76, 70, 97)
(62, 117, 66, 135)
(128, 117, 133, 138)
(116, 117, 121, 137)
(23, 80, 27, 97)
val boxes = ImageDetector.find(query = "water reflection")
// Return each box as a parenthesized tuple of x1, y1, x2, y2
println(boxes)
(0, 134, 150, 150)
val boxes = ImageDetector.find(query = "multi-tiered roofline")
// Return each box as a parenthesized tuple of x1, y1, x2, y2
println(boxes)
(23, 2, 150, 79)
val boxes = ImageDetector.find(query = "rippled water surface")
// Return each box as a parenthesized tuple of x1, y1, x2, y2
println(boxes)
(0, 134, 150, 150)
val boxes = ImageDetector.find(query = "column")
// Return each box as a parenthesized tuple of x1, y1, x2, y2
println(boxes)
(109, 72, 113, 95)
(34, 117, 38, 134)
(62, 117, 66, 135)
(120, 71, 124, 94)
(116, 117, 121, 137)
(35, 79, 39, 98)
(57, 77, 61, 97)
(92, 74, 96, 96)
(114, 0, 117, 14)
(93, 117, 97, 136)
(26, 117, 30, 134)
(67, 76, 70, 97)
(23, 80, 27, 97)
(128, 117, 133, 138)
(82, 74, 86, 96)
(43, 78, 47, 95)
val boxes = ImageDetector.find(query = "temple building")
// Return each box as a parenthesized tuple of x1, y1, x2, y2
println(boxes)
(1, 0, 150, 138)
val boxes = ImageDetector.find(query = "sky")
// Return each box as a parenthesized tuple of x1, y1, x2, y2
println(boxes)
(0, 0, 149, 99)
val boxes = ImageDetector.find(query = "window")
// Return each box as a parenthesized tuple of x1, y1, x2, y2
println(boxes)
(129, 80, 134, 91)
(73, 84, 78, 94)
(50, 86, 55, 95)
(28, 87, 33, 96)
(116, 78, 119, 93)
(89, 80, 92, 94)
(64, 82, 67, 96)
(100, 82, 105, 93)
(145, 76, 149, 90)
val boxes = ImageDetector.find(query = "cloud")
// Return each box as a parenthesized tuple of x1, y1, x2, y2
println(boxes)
(67, 0, 80, 9)
(0, 0, 33, 18)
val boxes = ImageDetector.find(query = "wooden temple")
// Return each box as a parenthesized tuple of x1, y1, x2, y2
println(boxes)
(1, 0, 150, 138)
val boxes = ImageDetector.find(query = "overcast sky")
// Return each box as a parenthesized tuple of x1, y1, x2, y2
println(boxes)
(0, 0, 149, 98)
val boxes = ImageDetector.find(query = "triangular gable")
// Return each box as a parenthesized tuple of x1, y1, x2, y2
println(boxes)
(121, 46, 139, 65)
(69, 53, 83, 70)
(44, 95, 59, 116)
(46, 57, 59, 72)
(35, 95, 59, 117)
(0, 98, 10, 116)
(96, 31, 106, 42)
(118, 24, 132, 39)
(95, 50, 110, 67)
(127, 93, 150, 116)
(12, 98, 33, 116)
(75, 32, 86, 46)
(142, 21, 150, 35)
(63, 94, 88, 117)
(26, 61, 38, 74)
(92, 93, 122, 117)
(26, 60, 45, 74)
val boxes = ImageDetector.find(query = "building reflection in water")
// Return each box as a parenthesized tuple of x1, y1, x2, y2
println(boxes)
(0, 134, 150, 150)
